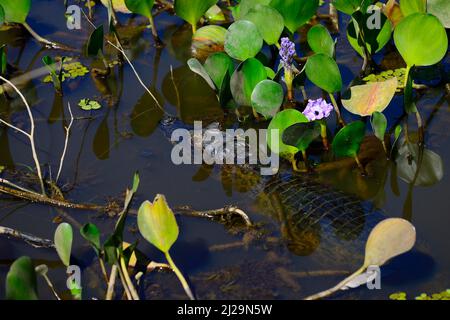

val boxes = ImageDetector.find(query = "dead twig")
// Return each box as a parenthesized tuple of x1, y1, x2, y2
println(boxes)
(56, 103, 74, 184)
(0, 225, 54, 248)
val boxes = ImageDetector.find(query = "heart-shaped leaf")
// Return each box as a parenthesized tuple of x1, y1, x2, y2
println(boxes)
(332, 121, 366, 158)
(138, 195, 179, 253)
(364, 218, 416, 267)
(342, 78, 398, 116)
(251, 79, 284, 119)
(174, 0, 218, 28)
(305, 53, 342, 93)
(270, 0, 319, 34)
(394, 13, 448, 67)
(241, 4, 284, 45)
(0, 0, 30, 23)
(6, 256, 38, 300)
(307, 24, 335, 57)
(282, 121, 321, 151)
(267, 109, 309, 158)
(225, 20, 263, 61)
(230, 58, 267, 106)
(54, 223, 73, 267)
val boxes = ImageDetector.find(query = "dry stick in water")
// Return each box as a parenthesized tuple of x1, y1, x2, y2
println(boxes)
(0, 226, 54, 248)
(56, 103, 74, 184)
(0, 76, 46, 196)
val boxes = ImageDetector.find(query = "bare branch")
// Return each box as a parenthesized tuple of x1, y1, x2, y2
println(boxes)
(56, 103, 74, 184)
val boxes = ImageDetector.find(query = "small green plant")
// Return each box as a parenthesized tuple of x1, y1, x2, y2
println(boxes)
(78, 99, 102, 111)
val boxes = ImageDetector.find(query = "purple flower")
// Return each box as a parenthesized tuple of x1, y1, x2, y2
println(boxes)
(302, 98, 334, 121)
(279, 37, 296, 70)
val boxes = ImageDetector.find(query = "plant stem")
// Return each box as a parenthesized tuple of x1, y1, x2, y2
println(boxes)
(165, 251, 195, 300)
(0, 76, 46, 196)
(320, 121, 329, 150)
(305, 265, 366, 300)
(22, 22, 71, 50)
(120, 255, 140, 300)
(301, 150, 309, 170)
(56, 103, 74, 184)
(42, 273, 61, 300)
(328, 93, 345, 126)
(106, 264, 118, 300)
(191, 23, 197, 34)
(148, 15, 163, 47)
(354, 154, 366, 175)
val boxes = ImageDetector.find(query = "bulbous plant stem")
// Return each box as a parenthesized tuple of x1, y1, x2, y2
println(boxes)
(403, 65, 425, 145)
(320, 121, 329, 150)
(285, 69, 294, 102)
(328, 93, 345, 127)
(165, 251, 195, 300)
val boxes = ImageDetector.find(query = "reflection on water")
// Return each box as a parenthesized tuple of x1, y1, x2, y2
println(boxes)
(0, 0, 449, 300)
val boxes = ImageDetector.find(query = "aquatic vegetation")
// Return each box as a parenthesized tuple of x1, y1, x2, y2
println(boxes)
(54, 223, 73, 267)
(43, 58, 89, 85)
(5, 256, 38, 300)
(390, 290, 450, 300)
(363, 68, 407, 91)
(78, 99, 102, 111)
(174, 0, 218, 34)
(307, 218, 416, 299)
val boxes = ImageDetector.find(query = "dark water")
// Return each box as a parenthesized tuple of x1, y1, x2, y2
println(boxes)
(0, 0, 449, 300)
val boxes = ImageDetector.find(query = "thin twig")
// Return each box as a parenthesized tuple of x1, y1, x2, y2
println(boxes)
(0, 76, 46, 196)
(0, 177, 42, 196)
(0, 226, 54, 248)
(56, 103, 74, 184)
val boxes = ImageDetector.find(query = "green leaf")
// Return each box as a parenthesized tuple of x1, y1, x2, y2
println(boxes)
(138, 195, 179, 253)
(191, 25, 227, 59)
(0, 45, 7, 75)
(342, 78, 398, 116)
(371, 111, 387, 142)
(347, 10, 392, 57)
(80, 223, 101, 253)
(251, 79, 284, 119)
(267, 109, 309, 159)
(307, 24, 335, 57)
(86, 25, 104, 57)
(0, 0, 30, 23)
(6, 257, 38, 300)
(305, 53, 342, 93)
(400, 0, 426, 16)
(396, 143, 444, 186)
(332, 0, 371, 15)
(270, 0, 319, 34)
(332, 121, 366, 158)
(132, 171, 140, 193)
(225, 20, 263, 61)
(239, 0, 272, 18)
(394, 13, 448, 67)
(428, 0, 450, 28)
(0, 5, 5, 26)
(187, 58, 216, 90)
(78, 99, 102, 111)
(174, 0, 218, 27)
(125, 0, 154, 18)
(230, 58, 267, 106)
(54, 223, 73, 267)
(204, 52, 234, 91)
(241, 4, 284, 45)
(282, 121, 321, 151)
(205, 5, 226, 22)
